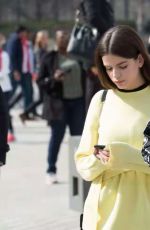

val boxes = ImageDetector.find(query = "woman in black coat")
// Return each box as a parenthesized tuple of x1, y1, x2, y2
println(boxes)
(78, 0, 114, 35)
(76, 0, 114, 110)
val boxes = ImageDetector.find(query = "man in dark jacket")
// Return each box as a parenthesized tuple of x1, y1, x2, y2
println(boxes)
(6, 25, 35, 141)
(38, 30, 85, 184)
(6, 25, 34, 111)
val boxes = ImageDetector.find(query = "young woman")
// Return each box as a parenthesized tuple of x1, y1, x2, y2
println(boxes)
(75, 25, 150, 229)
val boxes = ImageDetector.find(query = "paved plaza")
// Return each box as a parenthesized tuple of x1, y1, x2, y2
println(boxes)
(0, 112, 80, 230)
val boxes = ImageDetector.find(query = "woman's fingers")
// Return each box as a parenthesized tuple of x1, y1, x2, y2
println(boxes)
(97, 150, 110, 163)
(94, 148, 110, 163)
(101, 150, 110, 157)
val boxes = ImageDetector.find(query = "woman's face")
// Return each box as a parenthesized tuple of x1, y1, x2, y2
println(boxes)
(102, 54, 145, 90)
(41, 34, 49, 47)
(56, 31, 69, 52)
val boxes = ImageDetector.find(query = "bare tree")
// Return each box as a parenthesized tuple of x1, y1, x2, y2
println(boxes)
(16, 0, 21, 22)
(124, 0, 129, 19)
(9, 0, 29, 22)
(137, 0, 145, 34)
(35, 0, 43, 20)
(110, 0, 115, 9)
(51, 0, 59, 20)
(0, 0, 10, 21)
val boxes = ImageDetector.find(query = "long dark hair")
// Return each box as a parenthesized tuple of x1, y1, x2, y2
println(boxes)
(95, 25, 150, 89)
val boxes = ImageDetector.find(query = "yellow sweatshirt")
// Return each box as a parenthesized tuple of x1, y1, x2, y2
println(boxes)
(75, 86, 150, 230)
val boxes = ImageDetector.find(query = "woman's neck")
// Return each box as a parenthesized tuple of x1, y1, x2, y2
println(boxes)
(118, 82, 148, 92)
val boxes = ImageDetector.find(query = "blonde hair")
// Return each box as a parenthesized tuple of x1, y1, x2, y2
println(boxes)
(0, 33, 6, 47)
(35, 30, 49, 49)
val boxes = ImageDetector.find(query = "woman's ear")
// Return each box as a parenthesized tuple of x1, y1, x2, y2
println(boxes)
(137, 54, 144, 68)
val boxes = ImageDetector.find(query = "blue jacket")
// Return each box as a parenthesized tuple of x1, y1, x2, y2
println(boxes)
(6, 33, 23, 73)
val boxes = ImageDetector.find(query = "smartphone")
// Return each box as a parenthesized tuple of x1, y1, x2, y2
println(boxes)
(94, 145, 105, 150)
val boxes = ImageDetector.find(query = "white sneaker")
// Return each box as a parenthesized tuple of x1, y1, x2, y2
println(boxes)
(46, 173, 58, 185)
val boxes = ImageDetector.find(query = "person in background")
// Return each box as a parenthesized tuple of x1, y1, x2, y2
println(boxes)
(77, 0, 114, 110)
(0, 85, 9, 168)
(38, 30, 85, 184)
(75, 25, 150, 229)
(77, 0, 114, 36)
(19, 30, 50, 123)
(34, 30, 49, 74)
(0, 33, 14, 142)
(6, 25, 34, 118)
(0, 34, 10, 165)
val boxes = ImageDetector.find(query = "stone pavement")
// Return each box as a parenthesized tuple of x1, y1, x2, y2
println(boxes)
(0, 112, 80, 230)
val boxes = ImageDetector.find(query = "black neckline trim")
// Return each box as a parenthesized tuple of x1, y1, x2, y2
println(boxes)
(118, 83, 148, 92)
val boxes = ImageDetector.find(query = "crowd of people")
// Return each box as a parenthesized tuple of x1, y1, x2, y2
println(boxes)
(0, 24, 103, 183)
(0, 0, 114, 182)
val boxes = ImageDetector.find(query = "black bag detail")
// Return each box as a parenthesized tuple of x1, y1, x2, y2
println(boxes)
(80, 213, 83, 230)
(38, 52, 63, 99)
(40, 78, 63, 99)
(141, 121, 150, 166)
(67, 23, 99, 63)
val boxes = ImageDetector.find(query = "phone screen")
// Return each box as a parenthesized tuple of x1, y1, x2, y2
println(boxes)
(94, 145, 105, 150)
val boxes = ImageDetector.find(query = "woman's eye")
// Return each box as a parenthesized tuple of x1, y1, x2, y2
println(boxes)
(106, 68, 112, 72)
(120, 65, 127, 69)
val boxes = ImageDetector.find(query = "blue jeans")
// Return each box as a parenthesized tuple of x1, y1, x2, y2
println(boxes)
(10, 72, 33, 110)
(21, 73, 33, 109)
(47, 97, 85, 174)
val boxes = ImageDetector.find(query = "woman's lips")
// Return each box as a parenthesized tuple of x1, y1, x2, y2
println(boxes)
(115, 80, 125, 84)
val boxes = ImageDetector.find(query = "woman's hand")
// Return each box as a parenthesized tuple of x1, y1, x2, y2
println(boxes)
(54, 69, 65, 81)
(13, 70, 21, 81)
(94, 147, 110, 164)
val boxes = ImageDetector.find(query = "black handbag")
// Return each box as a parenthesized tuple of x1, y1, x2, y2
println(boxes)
(39, 77, 63, 99)
(38, 52, 63, 99)
(141, 121, 150, 166)
(67, 23, 99, 63)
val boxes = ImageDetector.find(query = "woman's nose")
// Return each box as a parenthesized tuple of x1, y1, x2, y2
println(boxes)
(112, 69, 121, 79)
